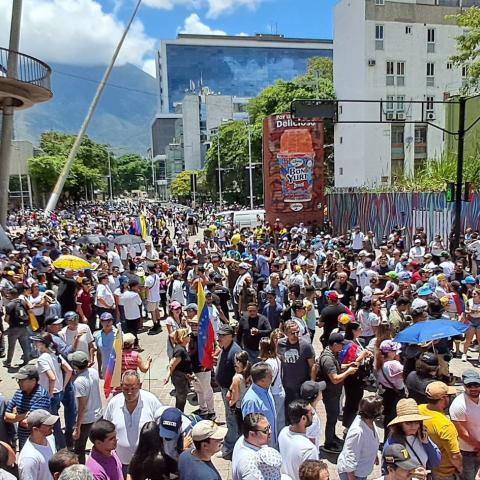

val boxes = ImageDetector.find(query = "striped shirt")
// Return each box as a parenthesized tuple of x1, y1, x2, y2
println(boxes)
(6, 385, 50, 449)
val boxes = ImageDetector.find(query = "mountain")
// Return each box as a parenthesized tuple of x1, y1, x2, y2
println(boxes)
(15, 62, 158, 154)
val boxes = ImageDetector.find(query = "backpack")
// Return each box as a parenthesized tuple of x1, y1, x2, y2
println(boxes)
(12, 299, 28, 327)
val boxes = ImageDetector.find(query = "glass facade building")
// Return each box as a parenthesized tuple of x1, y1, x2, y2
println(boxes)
(159, 35, 333, 112)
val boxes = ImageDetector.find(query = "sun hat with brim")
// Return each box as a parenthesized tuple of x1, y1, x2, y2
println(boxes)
(388, 398, 431, 426)
(191, 420, 227, 442)
(462, 275, 477, 285)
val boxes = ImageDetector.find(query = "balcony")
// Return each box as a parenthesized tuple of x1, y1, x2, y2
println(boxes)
(0, 47, 52, 110)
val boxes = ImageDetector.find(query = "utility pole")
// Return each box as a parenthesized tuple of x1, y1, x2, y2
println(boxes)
(107, 151, 113, 199)
(217, 132, 223, 209)
(454, 96, 466, 250)
(0, 0, 22, 226)
(247, 122, 254, 209)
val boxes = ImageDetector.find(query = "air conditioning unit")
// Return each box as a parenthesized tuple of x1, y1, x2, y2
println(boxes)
(426, 112, 435, 120)
(386, 112, 395, 120)
(396, 112, 406, 120)
(368, 59, 376, 66)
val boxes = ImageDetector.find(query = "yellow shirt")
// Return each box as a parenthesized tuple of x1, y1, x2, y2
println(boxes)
(418, 404, 460, 477)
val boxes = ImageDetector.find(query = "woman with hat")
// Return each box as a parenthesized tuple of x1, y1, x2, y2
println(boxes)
(383, 398, 441, 473)
(120, 333, 151, 378)
(165, 301, 188, 360)
(376, 339, 406, 427)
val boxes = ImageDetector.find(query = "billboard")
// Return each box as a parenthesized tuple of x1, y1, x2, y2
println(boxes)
(263, 113, 325, 226)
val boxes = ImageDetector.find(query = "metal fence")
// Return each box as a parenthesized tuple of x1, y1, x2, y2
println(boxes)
(0, 47, 51, 91)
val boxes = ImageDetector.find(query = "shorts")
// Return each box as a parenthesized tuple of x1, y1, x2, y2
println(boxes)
(470, 317, 480, 329)
(147, 301, 159, 312)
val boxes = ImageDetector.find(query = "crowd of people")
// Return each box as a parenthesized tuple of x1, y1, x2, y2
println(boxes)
(0, 202, 479, 480)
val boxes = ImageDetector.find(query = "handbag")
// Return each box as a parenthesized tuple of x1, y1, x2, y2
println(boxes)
(29, 311, 40, 332)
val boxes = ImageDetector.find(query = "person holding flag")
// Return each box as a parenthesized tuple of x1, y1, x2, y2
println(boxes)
(103, 327, 123, 398)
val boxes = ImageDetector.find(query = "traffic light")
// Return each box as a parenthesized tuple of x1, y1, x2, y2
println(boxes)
(446, 183, 455, 203)
(464, 182, 472, 202)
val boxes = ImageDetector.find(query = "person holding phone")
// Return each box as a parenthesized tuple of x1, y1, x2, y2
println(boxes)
(383, 398, 441, 473)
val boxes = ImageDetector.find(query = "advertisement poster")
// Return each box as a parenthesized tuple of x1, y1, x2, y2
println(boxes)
(263, 113, 325, 225)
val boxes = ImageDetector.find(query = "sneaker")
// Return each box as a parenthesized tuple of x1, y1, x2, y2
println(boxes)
(323, 443, 342, 453)
(469, 345, 479, 352)
(2, 361, 11, 368)
(218, 450, 232, 461)
(147, 324, 162, 335)
(462, 354, 468, 362)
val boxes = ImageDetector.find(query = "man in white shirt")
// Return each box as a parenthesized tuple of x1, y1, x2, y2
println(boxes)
(144, 266, 162, 335)
(118, 280, 143, 345)
(141, 243, 159, 262)
(107, 249, 124, 273)
(68, 351, 103, 464)
(351, 226, 365, 253)
(103, 370, 162, 471)
(278, 399, 319, 480)
(59, 312, 95, 365)
(232, 413, 271, 480)
(18, 409, 57, 480)
(409, 239, 426, 263)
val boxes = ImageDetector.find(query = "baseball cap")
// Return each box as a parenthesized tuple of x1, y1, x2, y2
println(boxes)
(13, 364, 39, 380)
(398, 271, 412, 281)
(45, 316, 64, 326)
(185, 303, 198, 311)
(68, 351, 89, 369)
(169, 301, 182, 310)
(325, 290, 340, 300)
(440, 251, 449, 257)
(218, 324, 234, 336)
(419, 352, 439, 366)
(159, 407, 182, 440)
(462, 275, 476, 285)
(238, 262, 250, 270)
(411, 298, 428, 311)
(191, 420, 227, 442)
(26, 409, 59, 429)
(383, 444, 422, 471)
(379, 340, 402, 353)
(417, 285, 433, 296)
(462, 369, 480, 385)
(425, 381, 457, 400)
(100, 312, 114, 321)
(300, 380, 326, 401)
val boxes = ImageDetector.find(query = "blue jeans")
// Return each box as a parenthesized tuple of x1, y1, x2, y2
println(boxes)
(221, 387, 239, 454)
(62, 382, 77, 449)
(461, 450, 480, 480)
(339, 473, 367, 480)
(244, 347, 260, 365)
(273, 391, 286, 433)
(50, 391, 66, 449)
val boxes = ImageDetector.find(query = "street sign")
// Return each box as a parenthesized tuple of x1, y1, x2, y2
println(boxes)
(291, 99, 337, 120)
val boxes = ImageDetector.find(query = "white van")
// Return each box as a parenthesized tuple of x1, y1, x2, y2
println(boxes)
(215, 209, 265, 232)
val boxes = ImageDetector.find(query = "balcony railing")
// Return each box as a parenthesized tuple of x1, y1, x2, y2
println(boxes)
(0, 47, 51, 93)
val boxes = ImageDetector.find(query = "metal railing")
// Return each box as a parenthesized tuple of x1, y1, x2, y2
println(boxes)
(0, 47, 51, 92)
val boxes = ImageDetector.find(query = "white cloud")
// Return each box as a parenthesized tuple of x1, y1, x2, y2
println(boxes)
(143, 0, 199, 9)
(205, 0, 261, 18)
(142, 58, 157, 77)
(0, 0, 155, 67)
(179, 13, 227, 35)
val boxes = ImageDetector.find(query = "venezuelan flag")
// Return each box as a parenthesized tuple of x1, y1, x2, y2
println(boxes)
(104, 327, 123, 398)
(197, 282, 215, 370)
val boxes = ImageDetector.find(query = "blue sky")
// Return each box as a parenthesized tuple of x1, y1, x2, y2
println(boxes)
(109, 0, 336, 40)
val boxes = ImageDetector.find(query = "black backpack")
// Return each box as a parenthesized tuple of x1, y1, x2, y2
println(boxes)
(12, 299, 28, 327)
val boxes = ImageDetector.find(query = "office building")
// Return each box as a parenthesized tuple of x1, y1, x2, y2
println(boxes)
(157, 33, 333, 112)
(334, 0, 477, 187)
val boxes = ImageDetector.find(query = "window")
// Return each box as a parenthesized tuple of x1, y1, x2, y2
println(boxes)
(386, 95, 395, 111)
(391, 126, 404, 145)
(415, 125, 427, 144)
(426, 96, 434, 112)
(397, 96, 405, 111)
(375, 0, 385, 4)
(397, 61, 405, 86)
(339, 167, 344, 175)
(386, 61, 395, 86)
(447, 62, 453, 70)
(427, 28, 435, 53)
(462, 65, 468, 77)
(405, 26, 412, 35)
(386, 96, 405, 113)
(375, 25, 384, 50)
(427, 62, 435, 86)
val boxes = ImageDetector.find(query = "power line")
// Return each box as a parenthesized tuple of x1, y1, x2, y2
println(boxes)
(53, 68, 158, 97)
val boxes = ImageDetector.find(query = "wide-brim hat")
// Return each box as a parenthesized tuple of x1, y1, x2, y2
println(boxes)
(388, 398, 431, 426)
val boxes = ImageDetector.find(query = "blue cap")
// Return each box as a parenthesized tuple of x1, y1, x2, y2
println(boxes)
(398, 271, 412, 281)
(462, 275, 476, 285)
(417, 285, 433, 296)
(159, 407, 182, 440)
(119, 275, 129, 285)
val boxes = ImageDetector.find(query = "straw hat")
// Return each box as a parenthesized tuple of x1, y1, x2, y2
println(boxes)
(388, 398, 431, 426)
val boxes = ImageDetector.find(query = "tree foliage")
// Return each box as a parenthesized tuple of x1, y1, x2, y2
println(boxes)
(204, 57, 335, 205)
(170, 170, 208, 198)
(114, 154, 150, 193)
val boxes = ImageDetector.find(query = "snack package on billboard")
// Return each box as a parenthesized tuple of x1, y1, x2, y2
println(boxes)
(277, 129, 314, 203)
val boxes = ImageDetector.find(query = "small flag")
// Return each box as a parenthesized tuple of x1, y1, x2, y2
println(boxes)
(197, 283, 215, 370)
(104, 327, 123, 398)
(140, 214, 148, 241)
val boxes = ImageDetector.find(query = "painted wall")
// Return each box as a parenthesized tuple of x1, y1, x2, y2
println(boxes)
(327, 191, 480, 245)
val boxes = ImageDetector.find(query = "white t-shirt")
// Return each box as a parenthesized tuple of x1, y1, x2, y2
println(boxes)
(73, 368, 103, 424)
(278, 427, 319, 480)
(60, 324, 94, 355)
(145, 274, 160, 302)
(107, 251, 124, 271)
(265, 357, 284, 396)
(96, 284, 115, 308)
(232, 436, 261, 480)
(37, 352, 64, 394)
(118, 291, 142, 320)
(103, 390, 162, 464)
(305, 410, 322, 449)
(29, 293, 45, 316)
(18, 436, 56, 480)
(450, 392, 480, 452)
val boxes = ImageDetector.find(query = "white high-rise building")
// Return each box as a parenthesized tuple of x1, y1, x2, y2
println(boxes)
(334, 0, 477, 187)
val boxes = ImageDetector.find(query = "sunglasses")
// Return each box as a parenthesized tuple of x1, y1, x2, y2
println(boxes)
(466, 383, 480, 388)
(254, 425, 271, 434)
(289, 331, 300, 336)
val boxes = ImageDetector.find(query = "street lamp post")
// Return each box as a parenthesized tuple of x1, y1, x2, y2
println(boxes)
(246, 121, 254, 209)
(107, 151, 113, 199)
(216, 132, 223, 209)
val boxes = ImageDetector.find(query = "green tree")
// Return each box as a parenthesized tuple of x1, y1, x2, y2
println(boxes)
(450, 7, 480, 91)
(114, 154, 150, 193)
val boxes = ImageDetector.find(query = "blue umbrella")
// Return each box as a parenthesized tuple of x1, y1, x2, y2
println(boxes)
(395, 320, 469, 344)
